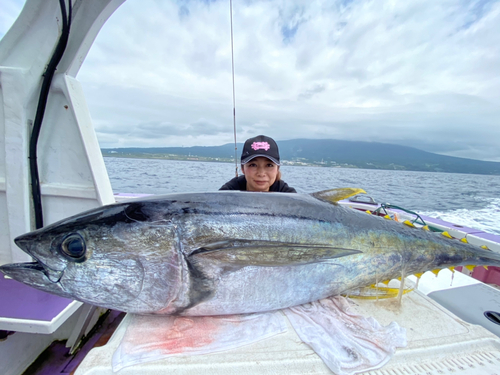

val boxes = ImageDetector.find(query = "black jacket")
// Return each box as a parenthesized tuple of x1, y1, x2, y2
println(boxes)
(219, 175, 297, 192)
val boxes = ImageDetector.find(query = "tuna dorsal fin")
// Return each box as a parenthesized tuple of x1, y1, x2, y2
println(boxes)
(190, 240, 361, 267)
(311, 187, 367, 203)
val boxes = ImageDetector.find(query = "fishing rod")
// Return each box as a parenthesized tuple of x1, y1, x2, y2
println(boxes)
(230, 0, 238, 177)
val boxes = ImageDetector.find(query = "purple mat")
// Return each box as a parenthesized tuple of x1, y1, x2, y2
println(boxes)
(0, 276, 74, 321)
(420, 215, 485, 234)
(471, 232, 500, 243)
(421, 216, 500, 243)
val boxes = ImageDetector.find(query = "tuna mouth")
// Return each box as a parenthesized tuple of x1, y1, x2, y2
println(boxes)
(0, 261, 63, 283)
(0, 261, 72, 299)
(12, 233, 65, 282)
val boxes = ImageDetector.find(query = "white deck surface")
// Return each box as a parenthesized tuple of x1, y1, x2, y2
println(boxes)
(75, 271, 500, 375)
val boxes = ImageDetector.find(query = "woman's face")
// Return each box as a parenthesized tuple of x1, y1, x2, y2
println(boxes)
(242, 157, 279, 192)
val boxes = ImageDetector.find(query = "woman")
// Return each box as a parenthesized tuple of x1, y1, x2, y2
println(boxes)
(219, 135, 296, 192)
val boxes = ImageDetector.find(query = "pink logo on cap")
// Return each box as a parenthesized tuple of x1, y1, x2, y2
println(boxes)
(251, 142, 270, 151)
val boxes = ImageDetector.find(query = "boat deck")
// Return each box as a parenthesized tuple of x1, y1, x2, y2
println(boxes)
(20, 310, 125, 375)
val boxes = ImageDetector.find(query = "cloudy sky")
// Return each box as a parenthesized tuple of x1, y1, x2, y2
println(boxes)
(2, 0, 500, 161)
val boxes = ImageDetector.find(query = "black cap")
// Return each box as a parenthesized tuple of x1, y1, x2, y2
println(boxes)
(240, 135, 280, 165)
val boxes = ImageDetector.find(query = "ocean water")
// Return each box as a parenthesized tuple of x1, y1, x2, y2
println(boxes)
(104, 157, 500, 235)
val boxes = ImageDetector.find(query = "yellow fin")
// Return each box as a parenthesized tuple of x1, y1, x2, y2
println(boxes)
(344, 285, 413, 299)
(384, 215, 392, 220)
(431, 269, 441, 276)
(449, 266, 455, 273)
(481, 245, 489, 250)
(422, 225, 430, 231)
(465, 265, 475, 271)
(403, 220, 415, 227)
(380, 280, 391, 285)
(461, 238, 468, 243)
(441, 231, 453, 238)
(311, 188, 367, 203)
(413, 273, 424, 278)
(365, 210, 372, 214)
(483, 266, 489, 270)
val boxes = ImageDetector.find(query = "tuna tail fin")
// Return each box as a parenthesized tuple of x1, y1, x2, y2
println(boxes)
(311, 187, 366, 203)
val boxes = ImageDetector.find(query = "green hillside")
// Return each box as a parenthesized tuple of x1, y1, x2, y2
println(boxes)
(102, 139, 500, 175)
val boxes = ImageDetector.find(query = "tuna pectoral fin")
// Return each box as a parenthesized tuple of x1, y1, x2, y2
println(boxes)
(190, 241, 361, 267)
(184, 243, 361, 311)
(311, 187, 367, 203)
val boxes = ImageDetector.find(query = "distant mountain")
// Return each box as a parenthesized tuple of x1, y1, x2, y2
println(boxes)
(102, 139, 500, 175)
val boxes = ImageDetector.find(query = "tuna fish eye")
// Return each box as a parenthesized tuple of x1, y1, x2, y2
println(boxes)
(60, 234, 86, 261)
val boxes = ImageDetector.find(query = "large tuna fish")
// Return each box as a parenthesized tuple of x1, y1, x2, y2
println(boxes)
(1, 190, 500, 315)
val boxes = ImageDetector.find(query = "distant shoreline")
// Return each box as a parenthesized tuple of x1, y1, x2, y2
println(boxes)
(102, 153, 485, 175)
(101, 139, 500, 175)
(101, 140, 500, 176)
(102, 153, 350, 168)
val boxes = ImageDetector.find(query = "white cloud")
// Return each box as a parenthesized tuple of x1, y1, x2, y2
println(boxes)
(2, 0, 499, 161)
(0, 0, 25, 39)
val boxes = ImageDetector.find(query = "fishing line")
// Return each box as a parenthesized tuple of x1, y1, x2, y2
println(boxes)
(230, 0, 238, 177)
